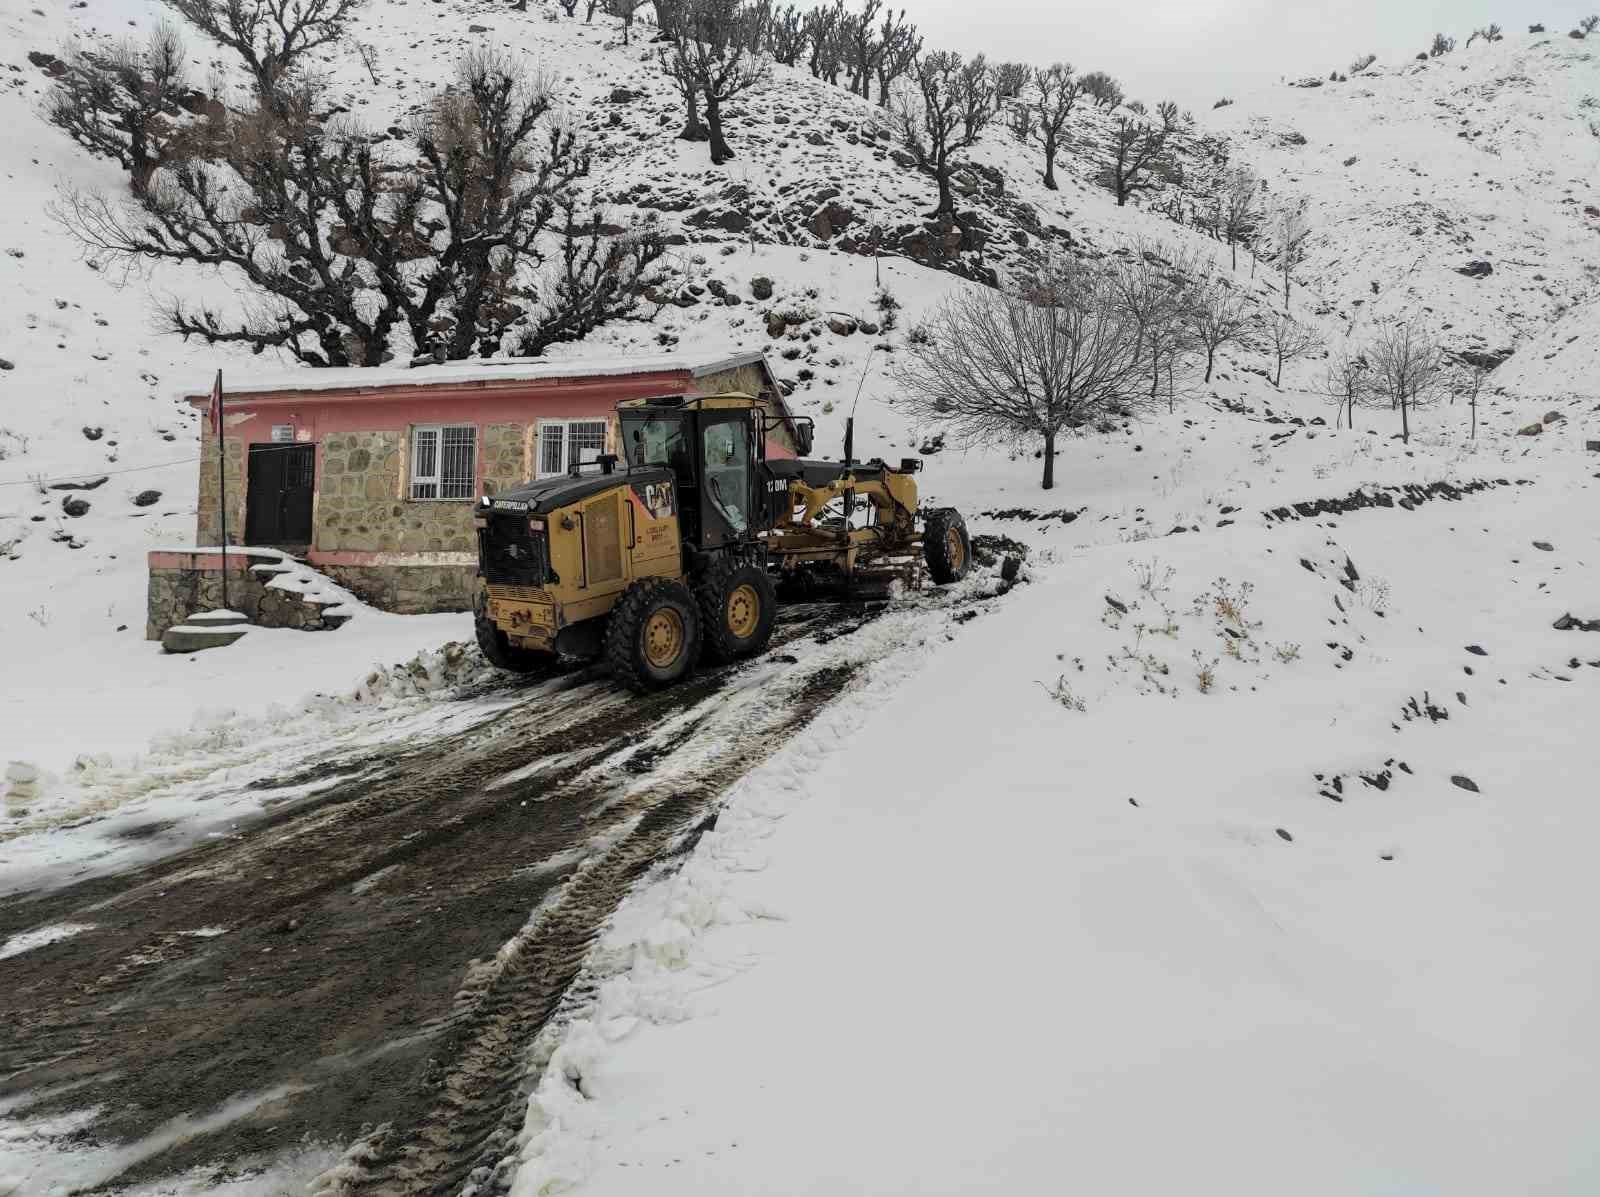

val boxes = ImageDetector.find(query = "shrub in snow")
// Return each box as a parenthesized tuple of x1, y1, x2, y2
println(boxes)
(1430, 32, 1456, 57)
(1080, 69, 1123, 109)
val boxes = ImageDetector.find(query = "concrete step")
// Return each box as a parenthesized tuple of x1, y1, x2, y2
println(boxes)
(187, 609, 250, 627)
(163, 624, 250, 653)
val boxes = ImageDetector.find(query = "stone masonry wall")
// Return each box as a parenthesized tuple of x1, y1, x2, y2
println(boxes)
(147, 556, 268, 638)
(316, 423, 529, 554)
(146, 554, 350, 638)
(320, 564, 477, 614)
(196, 435, 246, 545)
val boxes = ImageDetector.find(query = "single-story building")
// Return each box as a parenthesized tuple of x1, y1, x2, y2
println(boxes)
(167, 349, 800, 615)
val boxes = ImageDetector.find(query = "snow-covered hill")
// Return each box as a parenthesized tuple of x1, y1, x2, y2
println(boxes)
(1211, 33, 1600, 388)
(3, 5, 1600, 1193)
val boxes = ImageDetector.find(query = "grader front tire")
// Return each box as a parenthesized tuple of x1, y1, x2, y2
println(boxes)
(923, 508, 972, 585)
(696, 559, 778, 663)
(605, 578, 702, 692)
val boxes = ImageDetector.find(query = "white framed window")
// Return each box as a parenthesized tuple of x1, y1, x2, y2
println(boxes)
(410, 424, 477, 500)
(537, 419, 609, 477)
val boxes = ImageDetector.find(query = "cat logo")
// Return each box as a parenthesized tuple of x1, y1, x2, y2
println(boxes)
(642, 480, 675, 520)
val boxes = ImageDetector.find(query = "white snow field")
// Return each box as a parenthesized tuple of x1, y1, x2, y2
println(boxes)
(507, 460, 1600, 1196)
(1, 0, 1599, 1192)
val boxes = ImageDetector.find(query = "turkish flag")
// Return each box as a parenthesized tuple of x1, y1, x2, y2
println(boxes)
(207, 369, 223, 435)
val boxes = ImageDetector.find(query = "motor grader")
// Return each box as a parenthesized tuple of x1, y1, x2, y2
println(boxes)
(473, 392, 970, 691)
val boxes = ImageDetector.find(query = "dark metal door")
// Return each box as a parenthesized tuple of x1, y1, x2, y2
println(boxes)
(245, 443, 315, 547)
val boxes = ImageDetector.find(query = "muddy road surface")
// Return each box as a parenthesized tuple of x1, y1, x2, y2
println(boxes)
(0, 587, 1001, 1195)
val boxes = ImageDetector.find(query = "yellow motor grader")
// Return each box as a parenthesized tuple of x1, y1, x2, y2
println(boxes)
(473, 392, 970, 690)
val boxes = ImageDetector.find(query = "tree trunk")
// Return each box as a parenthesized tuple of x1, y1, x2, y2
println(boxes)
(1230, 237, 1237, 271)
(1041, 428, 1056, 490)
(1204, 348, 1215, 383)
(1401, 392, 1410, 443)
(705, 91, 732, 164)
(1274, 355, 1284, 387)
(934, 164, 953, 220)
(1042, 135, 1057, 190)
(678, 87, 708, 142)
(1471, 395, 1477, 439)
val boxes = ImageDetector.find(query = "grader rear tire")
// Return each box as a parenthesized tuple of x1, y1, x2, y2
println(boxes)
(605, 578, 701, 692)
(923, 508, 972, 585)
(695, 558, 778, 663)
(475, 591, 556, 674)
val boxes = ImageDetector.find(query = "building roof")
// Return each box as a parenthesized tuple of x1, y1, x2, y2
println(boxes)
(177, 348, 781, 406)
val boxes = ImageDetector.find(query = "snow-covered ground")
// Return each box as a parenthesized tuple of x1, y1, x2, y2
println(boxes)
(3, 0, 1600, 1193)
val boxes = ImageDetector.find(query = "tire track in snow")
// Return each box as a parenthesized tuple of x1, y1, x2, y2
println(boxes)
(0, 594, 1005, 1194)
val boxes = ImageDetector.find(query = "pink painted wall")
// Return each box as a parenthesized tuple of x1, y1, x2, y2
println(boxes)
(196, 371, 796, 501)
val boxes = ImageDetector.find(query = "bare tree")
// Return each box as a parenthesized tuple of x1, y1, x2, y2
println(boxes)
(608, 0, 653, 43)
(43, 25, 204, 195)
(1030, 61, 1082, 191)
(1099, 101, 1180, 206)
(53, 54, 657, 366)
(1218, 166, 1260, 270)
(1185, 276, 1252, 383)
(1266, 312, 1322, 387)
(1271, 198, 1312, 309)
(1322, 343, 1371, 429)
(871, 6, 919, 106)
(355, 40, 381, 84)
(1080, 69, 1123, 109)
(1007, 99, 1035, 143)
(895, 50, 994, 220)
(519, 204, 670, 356)
(1108, 240, 1199, 405)
(1369, 322, 1443, 442)
(1583, 15, 1600, 34)
(769, 2, 806, 64)
(1429, 31, 1455, 56)
(162, 0, 364, 96)
(660, 0, 769, 163)
(803, 0, 848, 83)
(1459, 359, 1492, 439)
(1350, 52, 1378, 72)
(843, 0, 882, 98)
(894, 257, 1151, 490)
(992, 60, 1029, 106)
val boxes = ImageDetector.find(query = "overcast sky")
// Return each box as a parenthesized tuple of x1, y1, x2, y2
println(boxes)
(892, 0, 1600, 111)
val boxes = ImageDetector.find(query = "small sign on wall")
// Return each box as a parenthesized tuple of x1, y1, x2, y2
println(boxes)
(271, 424, 294, 443)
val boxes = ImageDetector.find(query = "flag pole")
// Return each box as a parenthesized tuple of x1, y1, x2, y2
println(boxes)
(213, 369, 229, 612)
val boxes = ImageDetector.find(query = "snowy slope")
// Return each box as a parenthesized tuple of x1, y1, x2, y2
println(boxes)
(3, 0, 1600, 1193)
(1210, 32, 1600, 381)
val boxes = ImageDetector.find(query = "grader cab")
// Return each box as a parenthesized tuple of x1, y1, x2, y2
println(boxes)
(474, 393, 970, 691)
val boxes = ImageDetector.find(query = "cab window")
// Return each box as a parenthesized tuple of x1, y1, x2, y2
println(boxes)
(623, 413, 690, 476)
(702, 418, 751, 534)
